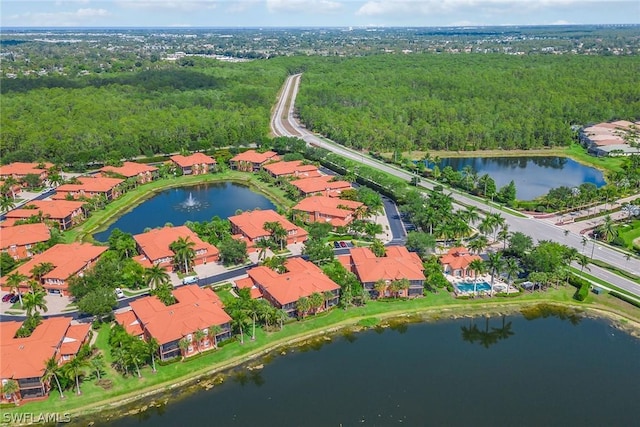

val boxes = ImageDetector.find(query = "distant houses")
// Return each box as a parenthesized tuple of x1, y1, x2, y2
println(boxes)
(100, 161, 158, 184)
(579, 120, 640, 157)
(3, 200, 86, 230)
(229, 209, 308, 249)
(0, 242, 107, 296)
(293, 195, 363, 228)
(0, 162, 53, 187)
(236, 257, 340, 317)
(170, 153, 217, 175)
(0, 223, 51, 260)
(290, 175, 352, 197)
(229, 150, 280, 172)
(439, 247, 482, 279)
(132, 225, 219, 270)
(339, 246, 425, 298)
(53, 176, 124, 202)
(116, 285, 232, 361)
(262, 160, 321, 179)
(0, 317, 90, 403)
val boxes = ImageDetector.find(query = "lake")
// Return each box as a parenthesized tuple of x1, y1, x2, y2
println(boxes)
(104, 313, 639, 427)
(435, 157, 606, 200)
(93, 182, 276, 242)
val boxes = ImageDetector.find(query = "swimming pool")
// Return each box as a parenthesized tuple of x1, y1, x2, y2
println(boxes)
(455, 282, 491, 293)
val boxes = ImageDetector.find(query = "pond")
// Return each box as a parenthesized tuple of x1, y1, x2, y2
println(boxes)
(103, 313, 639, 427)
(93, 182, 276, 242)
(434, 157, 606, 200)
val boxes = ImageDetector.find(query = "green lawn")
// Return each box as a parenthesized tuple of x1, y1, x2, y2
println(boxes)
(616, 220, 640, 249)
(5, 285, 632, 422)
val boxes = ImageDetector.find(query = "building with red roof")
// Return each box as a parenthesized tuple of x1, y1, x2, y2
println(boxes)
(3, 200, 86, 230)
(100, 162, 158, 184)
(240, 258, 340, 317)
(0, 242, 107, 296)
(132, 225, 219, 270)
(0, 162, 53, 186)
(293, 196, 363, 228)
(338, 246, 425, 298)
(170, 153, 217, 175)
(0, 223, 51, 260)
(0, 317, 90, 403)
(229, 150, 280, 172)
(262, 160, 321, 179)
(439, 247, 482, 278)
(579, 120, 640, 157)
(228, 209, 308, 250)
(291, 175, 352, 197)
(53, 176, 124, 201)
(0, 179, 21, 199)
(117, 285, 232, 360)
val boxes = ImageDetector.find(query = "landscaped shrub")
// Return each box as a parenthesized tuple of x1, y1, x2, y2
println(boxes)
(574, 283, 590, 301)
(609, 291, 640, 309)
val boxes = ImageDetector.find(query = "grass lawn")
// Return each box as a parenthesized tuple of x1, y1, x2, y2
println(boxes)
(4, 285, 636, 422)
(617, 219, 640, 249)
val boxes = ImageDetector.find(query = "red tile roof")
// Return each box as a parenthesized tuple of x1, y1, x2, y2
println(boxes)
(55, 176, 123, 194)
(133, 225, 219, 264)
(439, 247, 482, 271)
(341, 246, 425, 283)
(0, 223, 51, 251)
(115, 310, 144, 337)
(247, 258, 340, 306)
(128, 285, 231, 345)
(230, 150, 280, 164)
(4, 200, 85, 221)
(262, 160, 320, 178)
(293, 196, 363, 225)
(100, 162, 158, 178)
(229, 209, 307, 241)
(1, 317, 74, 380)
(0, 243, 107, 286)
(0, 162, 53, 178)
(170, 153, 216, 168)
(58, 323, 91, 356)
(291, 175, 352, 195)
(234, 276, 263, 299)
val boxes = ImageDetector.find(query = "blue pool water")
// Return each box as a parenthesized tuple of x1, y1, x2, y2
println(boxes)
(455, 282, 491, 293)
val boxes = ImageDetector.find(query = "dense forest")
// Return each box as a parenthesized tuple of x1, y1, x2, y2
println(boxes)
(295, 54, 640, 152)
(0, 58, 287, 165)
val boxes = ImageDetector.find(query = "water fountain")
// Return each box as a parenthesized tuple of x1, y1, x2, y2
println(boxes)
(176, 192, 206, 212)
(183, 192, 199, 208)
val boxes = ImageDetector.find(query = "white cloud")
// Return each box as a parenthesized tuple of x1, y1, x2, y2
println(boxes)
(116, 1, 219, 12)
(7, 8, 110, 26)
(266, 0, 343, 14)
(225, 0, 262, 13)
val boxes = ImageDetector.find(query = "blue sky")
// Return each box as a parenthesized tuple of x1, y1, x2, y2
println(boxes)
(2, 1, 638, 28)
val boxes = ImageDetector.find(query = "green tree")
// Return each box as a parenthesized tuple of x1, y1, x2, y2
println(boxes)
(207, 325, 223, 349)
(405, 232, 436, 259)
(150, 282, 176, 306)
(169, 236, 196, 273)
(43, 357, 64, 399)
(6, 272, 27, 306)
(302, 238, 335, 265)
(254, 238, 272, 262)
(194, 329, 207, 353)
(1, 379, 19, 404)
(77, 288, 117, 321)
(22, 289, 48, 317)
(309, 292, 325, 314)
(147, 338, 160, 373)
(144, 265, 170, 291)
(62, 356, 89, 395)
(296, 297, 311, 319)
(218, 237, 248, 266)
(486, 252, 505, 289)
(30, 262, 55, 283)
(370, 239, 386, 257)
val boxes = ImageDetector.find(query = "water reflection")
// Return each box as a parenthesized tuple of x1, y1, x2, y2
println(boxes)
(460, 315, 515, 349)
(232, 370, 265, 387)
(521, 303, 583, 325)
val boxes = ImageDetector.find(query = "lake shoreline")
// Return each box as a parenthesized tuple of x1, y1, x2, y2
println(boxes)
(19, 299, 639, 426)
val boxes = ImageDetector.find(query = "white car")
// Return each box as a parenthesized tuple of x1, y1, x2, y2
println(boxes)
(115, 288, 125, 299)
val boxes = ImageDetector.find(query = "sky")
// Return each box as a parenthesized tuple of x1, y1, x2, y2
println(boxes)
(1, 0, 639, 28)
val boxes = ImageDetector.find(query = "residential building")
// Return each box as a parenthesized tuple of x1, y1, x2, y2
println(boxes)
(228, 209, 308, 249)
(0, 317, 90, 403)
(262, 160, 321, 179)
(100, 162, 158, 184)
(0, 223, 51, 260)
(291, 175, 352, 197)
(238, 257, 340, 316)
(229, 150, 280, 171)
(3, 200, 86, 230)
(338, 246, 426, 298)
(53, 176, 124, 201)
(579, 120, 640, 157)
(439, 247, 482, 278)
(293, 196, 363, 228)
(0, 242, 107, 296)
(0, 179, 21, 198)
(0, 162, 53, 186)
(132, 225, 219, 269)
(117, 285, 232, 361)
(170, 153, 217, 175)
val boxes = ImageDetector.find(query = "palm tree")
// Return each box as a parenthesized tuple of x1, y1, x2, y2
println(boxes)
(577, 254, 591, 273)
(147, 338, 160, 372)
(254, 238, 271, 262)
(486, 252, 505, 292)
(90, 355, 105, 380)
(262, 255, 287, 273)
(1, 379, 19, 404)
(322, 290, 335, 310)
(0, 195, 16, 212)
(194, 329, 207, 352)
(600, 215, 618, 243)
(231, 310, 250, 344)
(275, 309, 288, 330)
(468, 235, 488, 255)
(30, 262, 55, 284)
(295, 297, 311, 319)
(63, 356, 89, 395)
(503, 258, 522, 287)
(178, 337, 191, 359)
(6, 272, 27, 306)
(265, 221, 288, 251)
(43, 357, 64, 399)
(392, 278, 410, 298)
(468, 259, 486, 295)
(169, 236, 196, 273)
(309, 292, 324, 314)
(144, 265, 170, 291)
(207, 325, 223, 349)
(128, 340, 146, 378)
(22, 290, 48, 317)
(374, 279, 387, 299)
(497, 226, 510, 251)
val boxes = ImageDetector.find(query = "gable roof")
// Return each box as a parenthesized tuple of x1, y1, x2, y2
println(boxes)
(293, 196, 362, 218)
(0, 162, 53, 178)
(128, 285, 231, 345)
(100, 162, 158, 178)
(0, 242, 107, 285)
(0, 223, 51, 250)
(230, 149, 280, 164)
(291, 175, 352, 195)
(115, 310, 144, 337)
(58, 323, 91, 356)
(228, 209, 307, 240)
(262, 160, 320, 178)
(133, 225, 219, 263)
(170, 153, 216, 168)
(247, 257, 340, 305)
(4, 200, 85, 221)
(439, 246, 482, 271)
(342, 246, 425, 283)
(55, 176, 124, 194)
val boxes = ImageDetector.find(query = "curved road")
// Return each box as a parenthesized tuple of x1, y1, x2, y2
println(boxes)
(271, 73, 640, 297)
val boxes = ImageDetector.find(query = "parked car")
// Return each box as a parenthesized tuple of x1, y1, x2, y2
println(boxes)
(115, 288, 125, 299)
(182, 275, 198, 285)
(2, 293, 14, 303)
(9, 294, 20, 304)
(339, 241, 347, 248)
(333, 241, 341, 248)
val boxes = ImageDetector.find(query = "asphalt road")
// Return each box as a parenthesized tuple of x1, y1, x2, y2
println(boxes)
(272, 73, 640, 297)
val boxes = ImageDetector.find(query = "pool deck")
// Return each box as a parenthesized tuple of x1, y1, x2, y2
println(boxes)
(446, 274, 518, 297)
